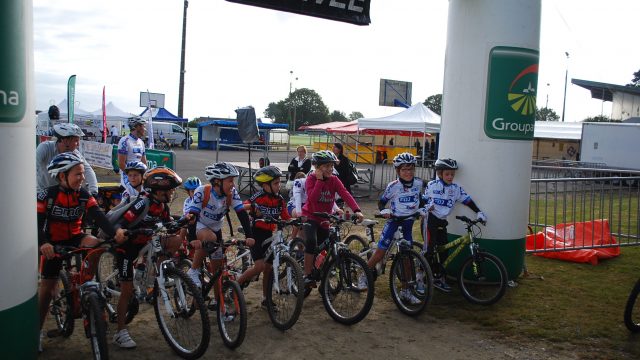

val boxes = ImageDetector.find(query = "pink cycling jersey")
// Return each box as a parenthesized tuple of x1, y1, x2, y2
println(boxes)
(302, 174, 360, 226)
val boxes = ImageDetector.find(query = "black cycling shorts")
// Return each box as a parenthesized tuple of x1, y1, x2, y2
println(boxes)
(249, 227, 274, 263)
(303, 220, 329, 255)
(40, 235, 88, 280)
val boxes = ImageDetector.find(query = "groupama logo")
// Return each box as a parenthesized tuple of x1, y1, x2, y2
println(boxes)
(507, 64, 538, 116)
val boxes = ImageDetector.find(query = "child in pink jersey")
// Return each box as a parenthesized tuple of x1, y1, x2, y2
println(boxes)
(301, 150, 364, 287)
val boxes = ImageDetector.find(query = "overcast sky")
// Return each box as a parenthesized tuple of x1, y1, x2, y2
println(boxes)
(33, 0, 639, 123)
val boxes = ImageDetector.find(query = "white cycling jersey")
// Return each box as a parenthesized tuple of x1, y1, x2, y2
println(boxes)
(379, 177, 426, 217)
(291, 177, 307, 215)
(117, 134, 146, 187)
(183, 196, 194, 216)
(188, 186, 243, 232)
(423, 178, 471, 219)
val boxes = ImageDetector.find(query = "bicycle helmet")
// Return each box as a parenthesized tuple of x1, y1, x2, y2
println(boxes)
(124, 161, 148, 174)
(143, 166, 182, 190)
(311, 150, 339, 165)
(47, 152, 84, 178)
(128, 117, 147, 129)
(254, 166, 282, 184)
(204, 162, 239, 181)
(393, 152, 417, 168)
(434, 158, 458, 171)
(52, 123, 84, 138)
(183, 176, 202, 190)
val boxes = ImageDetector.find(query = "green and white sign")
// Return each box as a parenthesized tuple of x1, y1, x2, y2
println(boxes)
(484, 46, 539, 140)
(0, 1, 26, 123)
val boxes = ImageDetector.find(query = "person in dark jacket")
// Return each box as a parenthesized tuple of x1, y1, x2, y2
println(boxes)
(286, 145, 312, 190)
(332, 142, 354, 194)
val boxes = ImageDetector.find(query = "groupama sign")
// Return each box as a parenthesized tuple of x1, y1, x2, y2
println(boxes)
(226, 0, 371, 26)
(484, 46, 539, 140)
(0, 1, 25, 123)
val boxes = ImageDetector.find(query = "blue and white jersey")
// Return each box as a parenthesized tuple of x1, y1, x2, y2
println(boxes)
(423, 178, 471, 219)
(379, 177, 425, 217)
(188, 186, 243, 232)
(183, 196, 194, 216)
(121, 183, 141, 203)
(117, 134, 146, 163)
(291, 177, 307, 215)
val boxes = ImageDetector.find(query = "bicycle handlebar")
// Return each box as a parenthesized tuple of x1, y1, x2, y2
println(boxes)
(312, 212, 359, 224)
(374, 212, 422, 221)
(455, 215, 485, 226)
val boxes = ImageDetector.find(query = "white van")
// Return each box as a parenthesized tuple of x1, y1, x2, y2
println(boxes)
(151, 121, 192, 147)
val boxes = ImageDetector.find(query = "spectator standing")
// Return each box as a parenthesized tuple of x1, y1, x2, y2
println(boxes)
(332, 142, 355, 194)
(286, 145, 311, 191)
(110, 124, 118, 144)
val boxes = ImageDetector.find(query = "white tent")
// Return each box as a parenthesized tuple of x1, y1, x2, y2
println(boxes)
(91, 101, 136, 132)
(357, 103, 441, 135)
(36, 99, 97, 134)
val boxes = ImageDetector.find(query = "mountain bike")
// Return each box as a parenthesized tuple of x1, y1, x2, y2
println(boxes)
(293, 212, 375, 325)
(250, 217, 305, 331)
(49, 242, 114, 359)
(199, 239, 248, 349)
(96, 222, 210, 359)
(426, 216, 508, 305)
(355, 213, 433, 316)
(624, 278, 640, 332)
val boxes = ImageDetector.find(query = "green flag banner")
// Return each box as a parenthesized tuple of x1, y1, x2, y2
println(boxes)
(67, 75, 76, 123)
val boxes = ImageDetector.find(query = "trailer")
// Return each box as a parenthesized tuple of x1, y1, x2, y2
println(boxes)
(580, 122, 640, 170)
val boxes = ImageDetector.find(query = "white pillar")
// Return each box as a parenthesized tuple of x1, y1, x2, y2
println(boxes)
(0, 0, 38, 357)
(441, 0, 540, 278)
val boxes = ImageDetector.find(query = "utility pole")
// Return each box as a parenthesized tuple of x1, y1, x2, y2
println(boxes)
(561, 52, 569, 122)
(177, 0, 188, 118)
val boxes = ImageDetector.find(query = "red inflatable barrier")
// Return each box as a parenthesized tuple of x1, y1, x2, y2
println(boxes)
(525, 219, 620, 265)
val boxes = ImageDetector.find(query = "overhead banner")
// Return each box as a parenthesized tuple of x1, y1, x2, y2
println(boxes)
(226, 0, 371, 26)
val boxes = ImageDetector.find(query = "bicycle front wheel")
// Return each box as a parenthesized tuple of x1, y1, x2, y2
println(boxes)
(624, 279, 640, 332)
(84, 292, 108, 360)
(389, 250, 433, 316)
(50, 271, 74, 337)
(266, 254, 304, 331)
(458, 251, 508, 305)
(321, 252, 374, 325)
(95, 251, 138, 324)
(217, 279, 247, 349)
(153, 267, 210, 359)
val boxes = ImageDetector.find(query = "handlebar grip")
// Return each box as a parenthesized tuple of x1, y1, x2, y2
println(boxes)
(374, 214, 385, 219)
(313, 212, 330, 219)
(455, 215, 472, 223)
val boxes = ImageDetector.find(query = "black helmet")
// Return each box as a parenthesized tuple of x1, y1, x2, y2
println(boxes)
(311, 150, 339, 165)
(434, 158, 458, 171)
(254, 166, 282, 184)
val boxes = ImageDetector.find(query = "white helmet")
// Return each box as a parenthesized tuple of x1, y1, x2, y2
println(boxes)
(393, 152, 417, 168)
(47, 152, 84, 178)
(52, 123, 84, 138)
(204, 162, 239, 181)
(128, 117, 147, 129)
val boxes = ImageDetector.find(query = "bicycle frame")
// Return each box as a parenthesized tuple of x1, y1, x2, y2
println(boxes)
(432, 226, 476, 270)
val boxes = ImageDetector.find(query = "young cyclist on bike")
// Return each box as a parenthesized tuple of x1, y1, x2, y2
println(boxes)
(121, 161, 148, 203)
(37, 152, 126, 352)
(179, 176, 201, 244)
(423, 158, 487, 292)
(236, 166, 291, 309)
(186, 162, 255, 288)
(364, 153, 428, 303)
(301, 150, 364, 288)
(111, 166, 184, 348)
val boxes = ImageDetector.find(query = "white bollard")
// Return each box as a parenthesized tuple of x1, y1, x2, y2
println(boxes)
(0, 0, 38, 358)
(440, 0, 541, 279)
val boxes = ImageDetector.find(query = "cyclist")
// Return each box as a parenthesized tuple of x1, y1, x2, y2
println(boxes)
(36, 123, 98, 195)
(121, 161, 148, 203)
(111, 166, 184, 348)
(364, 153, 428, 302)
(423, 158, 487, 292)
(180, 176, 201, 244)
(186, 162, 255, 289)
(37, 152, 126, 352)
(117, 117, 147, 188)
(301, 150, 364, 288)
(237, 166, 290, 309)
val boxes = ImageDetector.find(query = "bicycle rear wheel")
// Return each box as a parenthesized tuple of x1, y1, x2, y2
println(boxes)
(321, 252, 374, 325)
(84, 292, 108, 360)
(95, 251, 138, 324)
(153, 267, 210, 359)
(266, 254, 304, 331)
(624, 279, 640, 332)
(50, 271, 74, 337)
(344, 234, 370, 260)
(217, 279, 247, 349)
(458, 251, 508, 305)
(389, 250, 433, 316)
